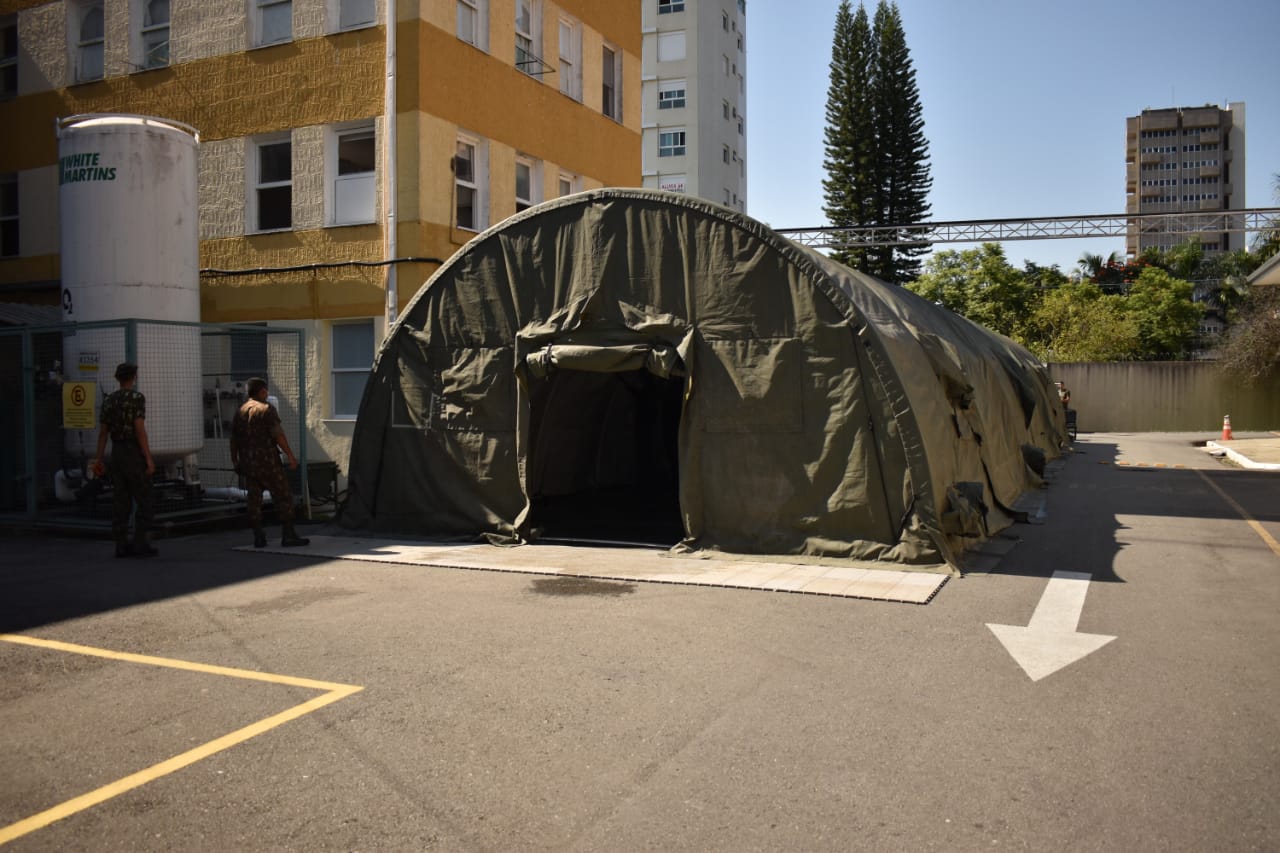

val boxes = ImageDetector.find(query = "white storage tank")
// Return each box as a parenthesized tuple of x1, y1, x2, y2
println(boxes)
(58, 114, 204, 463)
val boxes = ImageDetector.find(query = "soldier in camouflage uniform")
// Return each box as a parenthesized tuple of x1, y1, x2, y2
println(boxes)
(92, 363, 158, 558)
(230, 377, 310, 548)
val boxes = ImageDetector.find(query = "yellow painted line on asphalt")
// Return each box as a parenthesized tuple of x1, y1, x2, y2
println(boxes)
(1195, 470, 1280, 560)
(0, 634, 362, 846)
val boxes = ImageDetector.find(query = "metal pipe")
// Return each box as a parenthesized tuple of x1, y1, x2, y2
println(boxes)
(384, 0, 399, 333)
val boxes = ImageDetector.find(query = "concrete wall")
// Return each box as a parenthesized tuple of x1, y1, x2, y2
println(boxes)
(1049, 362, 1280, 433)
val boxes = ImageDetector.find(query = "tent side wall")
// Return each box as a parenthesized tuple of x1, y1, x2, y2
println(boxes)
(814, 257, 1064, 542)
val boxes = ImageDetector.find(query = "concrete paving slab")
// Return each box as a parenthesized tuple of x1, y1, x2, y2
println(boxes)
(236, 535, 948, 604)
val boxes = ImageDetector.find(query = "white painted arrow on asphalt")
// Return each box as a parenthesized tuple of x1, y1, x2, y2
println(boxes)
(987, 571, 1116, 681)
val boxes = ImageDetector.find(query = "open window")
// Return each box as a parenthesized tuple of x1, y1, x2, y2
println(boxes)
(330, 123, 376, 225)
(250, 134, 292, 232)
(135, 0, 169, 69)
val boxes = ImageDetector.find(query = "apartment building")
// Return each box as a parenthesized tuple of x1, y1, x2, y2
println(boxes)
(640, 0, 745, 211)
(0, 0, 641, 476)
(1125, 102, 1245, 255)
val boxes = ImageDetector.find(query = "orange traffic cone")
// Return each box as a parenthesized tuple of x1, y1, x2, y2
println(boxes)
(1221, 414, 1233, 441)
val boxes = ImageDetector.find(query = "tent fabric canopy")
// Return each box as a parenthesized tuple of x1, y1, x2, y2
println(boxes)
(341, 189, 1067, 571)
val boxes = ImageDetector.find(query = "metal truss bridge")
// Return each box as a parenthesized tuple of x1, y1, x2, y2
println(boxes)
(775, 208, 1280, 249)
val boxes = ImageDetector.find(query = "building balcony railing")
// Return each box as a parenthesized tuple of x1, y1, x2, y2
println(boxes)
(1200, 165, 1220, 178)
(1140, 152, 1162, 165)
(1199, 198, 1222, 211)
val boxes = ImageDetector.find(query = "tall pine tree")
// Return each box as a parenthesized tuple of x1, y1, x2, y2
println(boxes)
(822, 1, 931, 283)
(821, 1, 876, 270)
(870, 1, 931, 282)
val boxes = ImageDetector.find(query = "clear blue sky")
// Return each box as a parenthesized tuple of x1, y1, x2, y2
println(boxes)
(745, 0, 1280, 273)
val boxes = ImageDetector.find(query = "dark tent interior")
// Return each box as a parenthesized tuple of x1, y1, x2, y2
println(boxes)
(526, 367, 685, 545)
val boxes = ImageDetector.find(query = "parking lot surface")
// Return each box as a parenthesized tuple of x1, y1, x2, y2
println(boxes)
(2, 433, 1278, 851)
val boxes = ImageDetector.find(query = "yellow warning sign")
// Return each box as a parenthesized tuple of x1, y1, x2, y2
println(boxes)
(63, 382, 97, 429)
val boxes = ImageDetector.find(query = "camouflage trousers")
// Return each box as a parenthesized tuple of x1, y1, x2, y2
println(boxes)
(245, 460, 295, 527)
(108, 441, 154, 545)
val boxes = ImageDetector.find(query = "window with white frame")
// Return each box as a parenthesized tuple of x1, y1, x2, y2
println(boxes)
(252, 135, 292, 232)
(722, 10, 729, 30)
(657, 0, 684, 13)
(658, 129, 685, 157)
(722, 100, 730, 120)
(656, 31, 684, 62)
(457, 0, 488, 50)
(558, 17, 580, 99)
(558, 172, 579, 197)
(2, 15, 19, 99)
(136, 0, 170, 69)
(601, 44, 621, 121)
(515, 155, 540, 212)
(455, 135, 486, 231)
(515, 0, 541, 74)
(658, 79, 685, 110)
(254, 0, 292, 47)
(336, 0, 376, 30)
(331, 320, 374, 418)
(330, 123, 376, 225)
(0, 173, 17, 257)
(72, 2, 105, 83)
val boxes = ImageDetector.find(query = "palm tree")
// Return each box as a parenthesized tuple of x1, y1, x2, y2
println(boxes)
(1077, 250, 1119, 280)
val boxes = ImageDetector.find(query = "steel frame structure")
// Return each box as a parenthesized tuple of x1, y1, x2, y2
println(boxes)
(775, 208, 1280, 249)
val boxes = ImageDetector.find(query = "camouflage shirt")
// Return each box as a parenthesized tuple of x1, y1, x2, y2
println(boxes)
(101, 388, 146, 443)
(230, 399, 284, 475)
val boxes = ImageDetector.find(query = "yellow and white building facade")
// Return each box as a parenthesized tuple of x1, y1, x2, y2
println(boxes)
(0, 0, 641, 480)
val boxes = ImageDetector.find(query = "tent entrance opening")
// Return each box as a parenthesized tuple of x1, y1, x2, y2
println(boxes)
(527, 367, 683, 545)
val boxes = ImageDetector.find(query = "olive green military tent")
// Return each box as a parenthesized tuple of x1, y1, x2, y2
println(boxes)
(341, 189, 1067, 570)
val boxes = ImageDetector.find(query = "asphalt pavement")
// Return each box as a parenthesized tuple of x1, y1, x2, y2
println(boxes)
(1, 432, 1277, 851)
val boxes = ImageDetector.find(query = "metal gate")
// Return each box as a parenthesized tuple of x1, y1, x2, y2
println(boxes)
(0, 319, 307, 529)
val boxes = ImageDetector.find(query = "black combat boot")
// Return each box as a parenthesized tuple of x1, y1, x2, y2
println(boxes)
(253, 527, 268, 548)
(281, 524, 310, 547)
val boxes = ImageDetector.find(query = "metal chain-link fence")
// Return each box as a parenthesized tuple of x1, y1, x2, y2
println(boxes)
(0, 319, 307, 529)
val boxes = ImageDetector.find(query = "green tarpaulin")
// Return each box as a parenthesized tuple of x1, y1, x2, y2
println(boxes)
(341, 189, 1067, 572)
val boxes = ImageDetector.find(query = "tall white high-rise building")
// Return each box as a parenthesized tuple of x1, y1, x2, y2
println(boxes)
(641, 0, 747, 211)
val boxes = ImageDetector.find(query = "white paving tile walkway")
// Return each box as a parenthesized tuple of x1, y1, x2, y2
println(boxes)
(238, 535, 949, 604)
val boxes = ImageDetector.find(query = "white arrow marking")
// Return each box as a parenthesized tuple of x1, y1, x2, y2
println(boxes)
(987, 570, 1116, 681)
